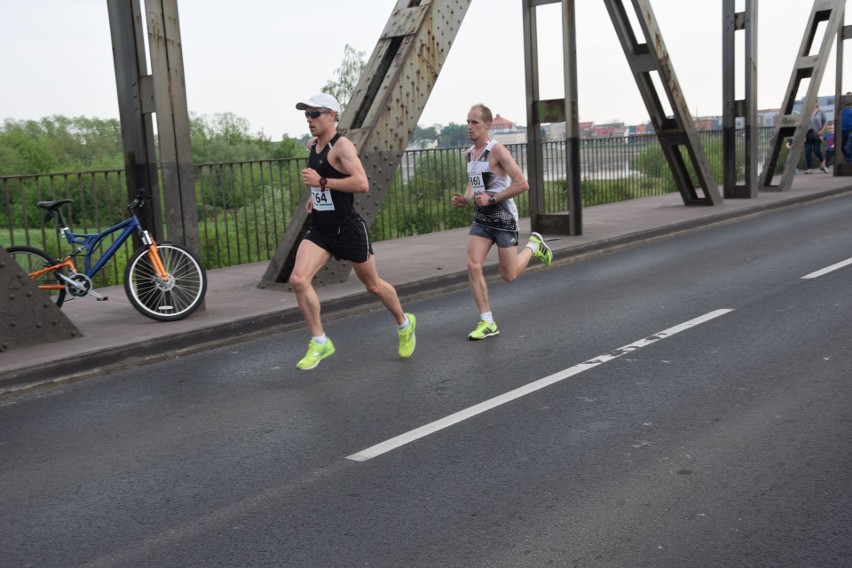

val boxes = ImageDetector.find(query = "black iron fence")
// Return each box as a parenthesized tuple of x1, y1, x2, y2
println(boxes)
(1, 128, 779, 286)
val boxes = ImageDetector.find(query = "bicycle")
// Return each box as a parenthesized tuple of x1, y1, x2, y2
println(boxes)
(7, 190, 207, 322)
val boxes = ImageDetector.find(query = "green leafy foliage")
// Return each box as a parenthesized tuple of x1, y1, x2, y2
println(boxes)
(372, 148, 470, 240)
(322, 44, 367, 113)
(0, 113, 308, 234)
(439, 123, 468, 148)
(0, 116, 122, 175)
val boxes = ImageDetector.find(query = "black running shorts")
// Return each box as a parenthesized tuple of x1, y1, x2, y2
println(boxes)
(304, 217, 374, 263)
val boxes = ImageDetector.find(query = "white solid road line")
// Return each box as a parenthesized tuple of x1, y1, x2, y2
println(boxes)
(801, 257, 852, 279)
(347, 309, 735, 462)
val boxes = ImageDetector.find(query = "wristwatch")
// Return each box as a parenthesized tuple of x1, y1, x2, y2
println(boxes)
(319, 177, 327, 188)
(488, 195, 497, 205)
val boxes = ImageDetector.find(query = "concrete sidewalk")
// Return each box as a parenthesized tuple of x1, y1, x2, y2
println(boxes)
(3, 175, 851, 397)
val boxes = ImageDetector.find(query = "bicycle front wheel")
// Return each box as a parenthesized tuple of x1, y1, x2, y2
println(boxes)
(124, 242, 207, 322)
(6, 246, 68, 307)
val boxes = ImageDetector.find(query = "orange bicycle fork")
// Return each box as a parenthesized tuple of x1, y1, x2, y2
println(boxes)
(141, 232, 170, 281)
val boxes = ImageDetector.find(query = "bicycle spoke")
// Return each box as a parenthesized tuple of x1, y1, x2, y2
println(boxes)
(124, 243, 207, 321)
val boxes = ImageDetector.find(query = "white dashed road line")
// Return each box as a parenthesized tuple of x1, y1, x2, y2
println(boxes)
(801, 257, 852, 280)
(347, 309, 735, 462)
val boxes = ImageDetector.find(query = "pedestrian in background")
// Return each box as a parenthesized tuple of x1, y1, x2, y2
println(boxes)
(841, 93, 852, 164)
(803, 101, 829, 174)
(823, 122, 835, 169)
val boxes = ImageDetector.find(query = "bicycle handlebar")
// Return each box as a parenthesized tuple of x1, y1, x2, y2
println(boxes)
(128, 189, 149, 212)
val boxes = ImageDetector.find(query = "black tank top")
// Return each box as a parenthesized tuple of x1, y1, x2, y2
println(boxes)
(308, 133, 360, 229)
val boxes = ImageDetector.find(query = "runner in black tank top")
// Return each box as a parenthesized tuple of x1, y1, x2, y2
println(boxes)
(303, 131, 373, 264)
(289, 93, 417, 370)
(308, 132, 360, 230)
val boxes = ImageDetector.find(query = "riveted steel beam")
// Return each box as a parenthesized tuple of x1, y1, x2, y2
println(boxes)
(145, 0, 201, 255)
(107, 0, 200, 256)
(523, 0, 582, 236)
(723, 0, 759, 198)
(760, 0, 846, 191)
(0, 247, 81, 353)
(262, 0, 473, 286)
(603, 0, 722, 206)
(106, 0, 162, 240)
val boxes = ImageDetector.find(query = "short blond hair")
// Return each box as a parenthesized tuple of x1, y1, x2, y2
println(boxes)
(470, 103, 493, 123)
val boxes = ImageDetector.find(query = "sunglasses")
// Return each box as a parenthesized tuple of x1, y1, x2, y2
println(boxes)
(304, 109, 330, 119)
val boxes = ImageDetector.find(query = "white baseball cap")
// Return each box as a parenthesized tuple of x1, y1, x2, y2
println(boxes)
(295, 93, 341, 113)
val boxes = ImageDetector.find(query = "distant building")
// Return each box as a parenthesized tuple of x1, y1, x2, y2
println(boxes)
(579, 121, 595, 139)
(792, 96, 836, 121)
(547, 122, 567, 140)
(490, 114, 527, 144)
(693, 117, 720, 131)
(758, 109, 781, 127)
(491, 114, 515, 132)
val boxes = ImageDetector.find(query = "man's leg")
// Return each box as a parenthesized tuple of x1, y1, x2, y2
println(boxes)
(496, 245, 531, 282)
(844, 130, 852, 162)
(289, 239, 333, 337)
(467, 235, 494, 314)
(805, 141, 814, 170)
(351, 255, 406, 325)
(351, 256, 417, 358)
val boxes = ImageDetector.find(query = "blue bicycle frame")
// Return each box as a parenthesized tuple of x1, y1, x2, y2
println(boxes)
(59, 215, 143, 278)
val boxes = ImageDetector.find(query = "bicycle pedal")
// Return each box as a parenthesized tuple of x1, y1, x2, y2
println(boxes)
(96, 296, 109, 302)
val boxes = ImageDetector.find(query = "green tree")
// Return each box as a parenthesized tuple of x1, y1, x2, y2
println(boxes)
(0, 116, 124, 174)
(322, 44, 367, 113)
(438, 123, 468, 148)
(191, 112, 270, 163)
(631, 134, 726, 193)
(410, 125, 439, 147)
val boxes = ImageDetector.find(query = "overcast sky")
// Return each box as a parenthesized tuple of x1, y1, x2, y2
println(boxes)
(0, 0, 847, 139)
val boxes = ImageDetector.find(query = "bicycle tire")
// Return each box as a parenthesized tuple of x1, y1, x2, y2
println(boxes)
(6, 246, 68, 307)
(123, 241, 207, 322)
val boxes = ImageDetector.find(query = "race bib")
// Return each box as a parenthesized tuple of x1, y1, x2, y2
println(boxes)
(468, 173, 485, 192)
(311, 186, 335, 211)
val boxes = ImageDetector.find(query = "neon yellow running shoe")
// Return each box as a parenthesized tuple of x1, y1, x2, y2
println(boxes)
(296, 338, 336, 370)
(398, 313, 417, 358)
(468, 320, 499, 340)
(529, 232, 553, 266)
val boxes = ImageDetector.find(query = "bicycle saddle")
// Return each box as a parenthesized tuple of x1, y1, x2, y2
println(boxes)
(36, 199, 73, 211)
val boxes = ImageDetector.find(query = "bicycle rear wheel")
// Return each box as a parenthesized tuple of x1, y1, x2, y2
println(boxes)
(123, 242, 207, 321)
(6, 246, 68, 307)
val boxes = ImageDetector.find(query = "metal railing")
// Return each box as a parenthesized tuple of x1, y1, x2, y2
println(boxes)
(1, 128, 778, 286)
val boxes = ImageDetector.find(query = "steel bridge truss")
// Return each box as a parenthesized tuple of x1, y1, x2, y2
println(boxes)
(3, 0, 849, 351)
(760, 0, 847, 191)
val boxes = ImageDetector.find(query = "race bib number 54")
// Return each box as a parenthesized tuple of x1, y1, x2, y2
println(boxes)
(311, 187, 335, 211)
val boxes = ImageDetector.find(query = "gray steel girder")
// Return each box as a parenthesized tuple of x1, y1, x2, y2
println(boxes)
(262, 0, 473, 286)
(0, 246, 81, 353)
(603, 0, 722, 206)
(723, 0, 759, 199)
(760, 0, 846, 191)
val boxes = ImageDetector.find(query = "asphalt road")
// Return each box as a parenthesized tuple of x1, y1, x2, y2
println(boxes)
(2, 195, 852, 567)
